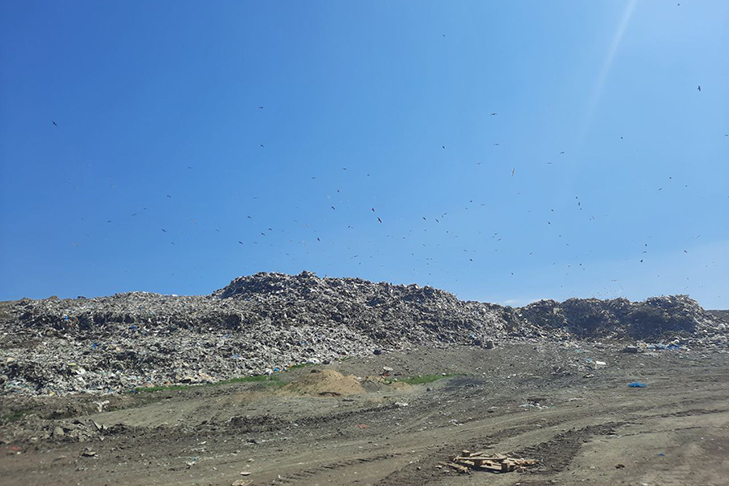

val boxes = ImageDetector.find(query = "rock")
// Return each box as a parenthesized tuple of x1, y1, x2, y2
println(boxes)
(623, 346, 640, 353)
(53, 426, 65, 438)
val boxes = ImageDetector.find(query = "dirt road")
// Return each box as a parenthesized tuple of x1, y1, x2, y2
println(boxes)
(2, 343, 728, 485)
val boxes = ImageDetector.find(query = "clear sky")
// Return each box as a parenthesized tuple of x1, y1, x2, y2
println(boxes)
(1, 1, 727, 308)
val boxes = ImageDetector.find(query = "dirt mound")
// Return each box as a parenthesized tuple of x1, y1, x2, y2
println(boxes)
(281, 369, 366, 396)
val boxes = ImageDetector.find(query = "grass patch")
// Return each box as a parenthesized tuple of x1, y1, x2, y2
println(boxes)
(218, 375, 284, 386)
(288, 362, 315, 370)
(133, 375, 283, 393)
(397, 373, 458, 385)
(0, 410, 30, 423)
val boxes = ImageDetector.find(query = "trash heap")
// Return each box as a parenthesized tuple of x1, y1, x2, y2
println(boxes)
(0, 271, 725, 396)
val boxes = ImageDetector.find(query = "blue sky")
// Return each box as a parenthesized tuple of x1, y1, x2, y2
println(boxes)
(1, 1, 727, 308)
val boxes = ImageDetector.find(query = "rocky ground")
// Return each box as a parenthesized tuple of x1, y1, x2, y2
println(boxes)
(1, 343, 728, 486)
(1, 273, 728, 485)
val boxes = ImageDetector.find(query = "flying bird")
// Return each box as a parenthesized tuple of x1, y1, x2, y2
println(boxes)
(511, 168, 515, 176)
(442, 145, 446, 149)
(697, 85, 701, 92)
(239, 241, 244, 245)
(377, 217, 382, 223)
(331, 206, 336, 210)
(258, 106, 264, 109)
(52, 121, 57, 126)
(371, 208, 375, 212)
(490, 112, 497, 116)
(260, 144, 264, 148)
(161, 229, 167, 233)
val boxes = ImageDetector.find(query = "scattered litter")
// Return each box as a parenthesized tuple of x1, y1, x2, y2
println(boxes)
(94, 400, 110, 413)
(628, 382, 647, 388)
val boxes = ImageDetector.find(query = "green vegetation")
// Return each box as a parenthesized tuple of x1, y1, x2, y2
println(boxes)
(133, 374, 283, 393)
(0, 410, 30, 423)
(288, 362, 315, 370)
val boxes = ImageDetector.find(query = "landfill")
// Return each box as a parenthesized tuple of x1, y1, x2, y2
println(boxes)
(1, 271, 726, 396)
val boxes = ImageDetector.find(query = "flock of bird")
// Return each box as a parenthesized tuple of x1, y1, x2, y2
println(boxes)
(49, 80, 724, 301)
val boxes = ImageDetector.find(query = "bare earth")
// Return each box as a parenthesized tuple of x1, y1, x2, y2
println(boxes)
(1, 343, 728, 486)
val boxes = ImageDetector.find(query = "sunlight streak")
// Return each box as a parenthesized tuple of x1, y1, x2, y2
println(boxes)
(581, 0, 638, 140)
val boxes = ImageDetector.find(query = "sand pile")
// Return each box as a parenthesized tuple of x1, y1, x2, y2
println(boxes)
(281, 369, 365, 396)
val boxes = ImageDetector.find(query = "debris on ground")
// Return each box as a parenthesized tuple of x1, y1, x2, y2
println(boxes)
(443, 450, 537, 473)
(628, 382, 648, 388)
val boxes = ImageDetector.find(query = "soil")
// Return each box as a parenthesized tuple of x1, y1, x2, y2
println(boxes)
(1, 342, 727, 485)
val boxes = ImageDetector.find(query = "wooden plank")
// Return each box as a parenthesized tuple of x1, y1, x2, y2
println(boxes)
(439, 461, 471, 474)
(500, 460, 515, 472)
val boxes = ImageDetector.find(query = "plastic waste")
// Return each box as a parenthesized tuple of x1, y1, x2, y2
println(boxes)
(628, 382, 647, 388)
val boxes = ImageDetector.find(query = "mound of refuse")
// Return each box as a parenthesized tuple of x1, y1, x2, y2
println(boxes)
(0, 271, 725, 396)
(280, 369, 365, 396)
(515, 295, 711, 339)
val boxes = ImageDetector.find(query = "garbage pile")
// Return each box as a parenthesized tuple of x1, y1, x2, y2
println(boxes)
(515, 294, 719, 339)
(0, 272, 725, 396)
